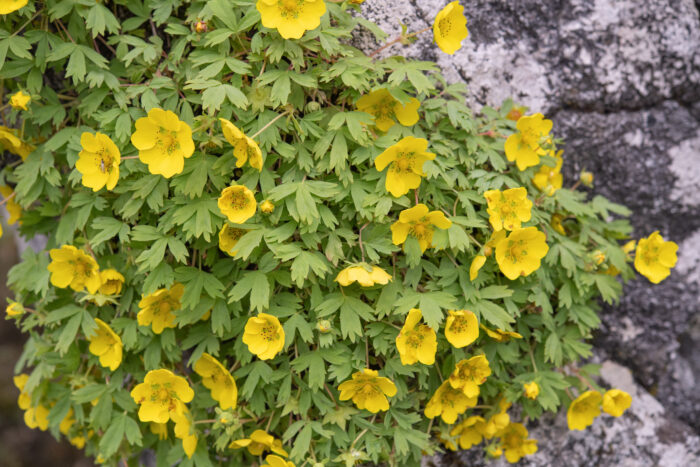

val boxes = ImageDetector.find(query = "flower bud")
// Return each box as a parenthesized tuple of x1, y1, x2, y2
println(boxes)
(591, 250, 605, 265)
(316, 319, 331, 333)
(260, 200, 275, 213)
(506, 107, 524, 121)
(6, 302, 24, 317)
(195, 21, 208, 33)
(305, 101, 321, 113)
(580, 170, 594, 187)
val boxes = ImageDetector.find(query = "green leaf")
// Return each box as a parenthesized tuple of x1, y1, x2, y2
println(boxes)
(99, 412, 128, 457)
(290, 424, 313, 461)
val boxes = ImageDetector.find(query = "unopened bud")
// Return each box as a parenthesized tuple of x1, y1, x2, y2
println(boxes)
(195, 21, 208, 33)
(316, 319, 331, 333)
(305, 101, 321, 113)
(260, 200, 275, 213)
(580, 171, 594, 187)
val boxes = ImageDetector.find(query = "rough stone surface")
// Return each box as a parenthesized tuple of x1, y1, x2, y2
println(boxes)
(359, 0, 700, 464)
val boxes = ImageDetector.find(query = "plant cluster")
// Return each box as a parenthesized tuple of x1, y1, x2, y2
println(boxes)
(0, 1, 678, 466)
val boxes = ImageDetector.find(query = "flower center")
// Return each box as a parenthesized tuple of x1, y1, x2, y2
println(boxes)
(72, 259, 94, 278)
(229, 190, 249, 210)
(279, 0, 302, 16)
(505, 239, 527, 263)
(157, 129, 180, 154)
(438, 17, 452, 37)
(227, 228, 246, 242)
(392, 152, 415, 174)
(521, 128, 541, 148)
(641, 245, 659, 265)
(410, 221, 430, 239)
(95, 148, 114, 174)
(449, 317, 466, 333)
(405, 331, 424, 349)
(260, 323, 278, 342)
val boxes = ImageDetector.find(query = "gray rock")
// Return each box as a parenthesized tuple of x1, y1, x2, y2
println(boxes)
(359, 0, 700, 463)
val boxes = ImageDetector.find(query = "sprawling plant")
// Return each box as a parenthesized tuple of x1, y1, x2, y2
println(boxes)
(1, 1, 678, 466)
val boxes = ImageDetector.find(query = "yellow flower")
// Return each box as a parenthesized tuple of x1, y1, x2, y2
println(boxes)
(623, 239, 636, 257)
(634, 231, 678, 284)
(137, 283, 184, 334)
(375, 136, 435, 197)
(0, 185, 21, 224)
(338, 368, 397, 413)
(218, 185, 257, 224)
(261, 455, 296, 467)
(88, 318, 123, 371)
(444, 310, 478, 348)
(220, 118, 263, 171)
(75, 132, 121, 192)
(469, 255, 486, 281)
(480, 323, 522, 342)
(194, 353, 237, 410)
(391, 204, 452, 253)
(243, 313, 285, 360)
(424, 381, 478, 424)
(550, 213, 566, 235)
(504, 113, 552, 171)
(580, 170, 594, 187)
(433, 1, 469, 55)
(495, 227, 549, 280)
(356, 89, 420, 132)
(218, 224, 247, 257)
(24, 404, 50, 431)
(260, 200, 275, 213)
(130, 369, 195, 423)
(498, 422, 538, 463)
(448, 355, 491, 398)
(0, 0, 28, 15)
(229, 429, 289, 457)
(256, 0, 326, 39)
(47, 245, 101, 293)
(172, 408, 197, 458)
(567, 390, 602, 431)
(479, 401, 510, 439)
(6, 301, 24, 317)
(523, 381, 539, 400)
(484, 187, 533, 231)
(335, 264, 392, 287)
(602, 389, 632, 417)
(131, 108, 195, 178)
(59, 408, 75, 435)
(532, 154, 563, 196)
(13, 373, 31, 410)
(69, 436, 86, 449)
(395, 308, 437, 365)
(150, 422, 168, 440)
(98, 269, 124, 295)
(0, 126, 34, 160)
(450, 415, 485, 449)
(9, 90, 30, 110)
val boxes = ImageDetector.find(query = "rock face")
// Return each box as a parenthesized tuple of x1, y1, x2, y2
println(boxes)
(359, 0, 700, 463)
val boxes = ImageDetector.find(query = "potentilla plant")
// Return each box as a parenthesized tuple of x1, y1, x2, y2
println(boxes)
(0, 1, 679, 466)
